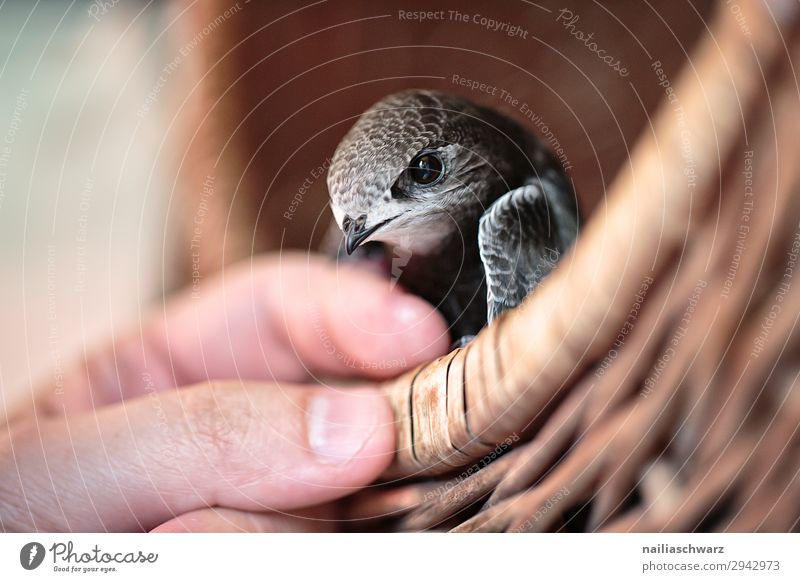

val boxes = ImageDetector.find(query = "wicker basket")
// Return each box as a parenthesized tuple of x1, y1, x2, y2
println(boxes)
(173, 0, 800, 531)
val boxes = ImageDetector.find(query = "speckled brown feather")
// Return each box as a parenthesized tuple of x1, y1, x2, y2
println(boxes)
(327, 89, 579, 338)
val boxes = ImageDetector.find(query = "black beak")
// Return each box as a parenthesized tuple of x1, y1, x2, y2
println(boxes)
(343, 215, 394, 255)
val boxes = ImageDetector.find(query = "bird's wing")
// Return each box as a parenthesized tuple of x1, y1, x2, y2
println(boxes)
(478, 182, 569, 322)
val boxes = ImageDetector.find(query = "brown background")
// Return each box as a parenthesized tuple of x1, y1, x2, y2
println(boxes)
(171, 0, 715, 282)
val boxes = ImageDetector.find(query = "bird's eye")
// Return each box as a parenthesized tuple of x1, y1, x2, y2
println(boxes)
(408, 152, 444, 185)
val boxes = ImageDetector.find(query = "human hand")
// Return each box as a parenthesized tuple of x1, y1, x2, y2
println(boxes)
(0, 254, 449, 531)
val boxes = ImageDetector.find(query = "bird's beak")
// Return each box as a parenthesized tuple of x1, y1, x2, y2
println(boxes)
(343, 215, 394, 255)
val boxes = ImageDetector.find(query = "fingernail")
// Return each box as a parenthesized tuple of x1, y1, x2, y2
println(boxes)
(384, 294, 450, 361)
(307, 389, 381, 463)
(389, 294, 432, 329)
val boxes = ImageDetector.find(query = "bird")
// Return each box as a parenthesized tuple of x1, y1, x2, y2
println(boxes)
(326, 89, 579, 344)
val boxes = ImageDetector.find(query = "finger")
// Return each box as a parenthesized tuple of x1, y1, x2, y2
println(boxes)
(43, 254, 449, 412)
(265, 253, 450, 380)
(151, 506, 335, 533)
(161, 253, 450, 380)
(1, 382, 393, 532)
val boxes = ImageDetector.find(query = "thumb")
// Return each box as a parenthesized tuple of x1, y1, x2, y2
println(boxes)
(2, 381, 394, 531)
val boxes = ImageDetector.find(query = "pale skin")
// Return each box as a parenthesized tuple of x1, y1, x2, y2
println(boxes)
(0, 254, 450, 532)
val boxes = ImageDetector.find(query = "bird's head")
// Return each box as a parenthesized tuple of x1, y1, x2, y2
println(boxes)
(327, 90, 531, 255)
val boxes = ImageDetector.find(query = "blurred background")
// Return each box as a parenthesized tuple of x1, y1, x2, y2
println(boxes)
(0, 0, 714, 408)
(0, 1, 173, 404)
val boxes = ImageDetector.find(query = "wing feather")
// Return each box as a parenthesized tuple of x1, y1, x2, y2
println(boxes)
(478, 179, 575, 322)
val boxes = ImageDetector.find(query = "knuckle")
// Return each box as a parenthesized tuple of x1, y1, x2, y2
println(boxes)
(183, 382, 255, 468)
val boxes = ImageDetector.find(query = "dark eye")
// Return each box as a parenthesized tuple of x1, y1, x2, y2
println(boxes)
(408, 152, 444, 185)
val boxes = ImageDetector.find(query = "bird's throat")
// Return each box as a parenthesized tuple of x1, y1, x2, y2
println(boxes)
(390, 222, 488, 339)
